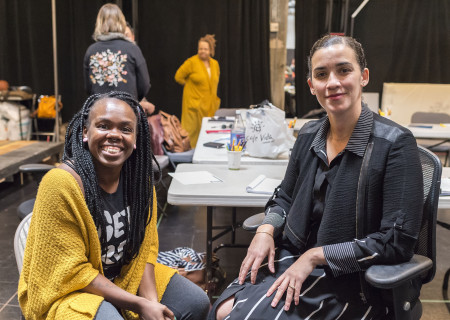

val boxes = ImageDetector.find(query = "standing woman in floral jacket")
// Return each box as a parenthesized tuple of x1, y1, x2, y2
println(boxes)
(84, 3, 150, 101)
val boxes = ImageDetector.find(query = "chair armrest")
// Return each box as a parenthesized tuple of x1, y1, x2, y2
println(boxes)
(154, 155, 169, 170)
(19, 163, 55, 173)
(165, 148, 195, 162)
(365, 254, 432, 289)
(242, 212, 265, 231)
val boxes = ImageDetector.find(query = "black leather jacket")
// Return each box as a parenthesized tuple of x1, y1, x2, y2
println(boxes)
(266, 107, 423, 304)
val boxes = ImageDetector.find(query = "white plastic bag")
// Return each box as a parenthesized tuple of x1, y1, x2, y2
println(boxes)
(6, 116, 31, 141)
(0, 101, 29, 122)
(0, 119, 8, 140)
(244, 101, 295, 158)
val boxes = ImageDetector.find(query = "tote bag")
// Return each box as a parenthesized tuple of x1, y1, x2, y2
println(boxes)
(244, 101, 295, 158)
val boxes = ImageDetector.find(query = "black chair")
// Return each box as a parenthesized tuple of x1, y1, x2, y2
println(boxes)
(242, 146, 442, 320)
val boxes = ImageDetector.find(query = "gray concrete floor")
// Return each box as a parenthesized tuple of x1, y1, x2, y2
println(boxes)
(0, 173, 449, 319)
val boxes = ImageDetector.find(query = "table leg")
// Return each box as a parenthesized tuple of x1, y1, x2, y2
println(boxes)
(18, 105, 23, 140)
(206, 206, 213, 283)
(231, 207, 236, 244)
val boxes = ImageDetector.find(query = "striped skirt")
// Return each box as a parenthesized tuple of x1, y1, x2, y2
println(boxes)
(209, 249, 390, 320)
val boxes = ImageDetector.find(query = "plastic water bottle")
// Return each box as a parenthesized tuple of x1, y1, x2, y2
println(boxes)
(230, 110, 245, 149)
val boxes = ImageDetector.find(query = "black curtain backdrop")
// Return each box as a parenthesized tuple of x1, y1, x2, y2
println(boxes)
(0, 0, 108, 122)
(0, 0, 270, 122)
(294, 0, 327, 116)
(295, 0, 450, 117)
(2, 0, 448, 121)
(138, 0, 271, 118)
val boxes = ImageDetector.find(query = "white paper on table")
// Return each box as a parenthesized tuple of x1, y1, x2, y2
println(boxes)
(169, 171, 223, 185)
(246, 174, 281, 195)
(440, 177, 450, 195)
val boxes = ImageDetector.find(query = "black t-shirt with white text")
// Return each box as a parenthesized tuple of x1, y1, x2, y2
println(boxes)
(98, 177, 129, 280)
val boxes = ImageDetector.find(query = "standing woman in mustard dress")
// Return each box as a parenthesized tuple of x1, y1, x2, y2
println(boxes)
(175, 34, 221, 148)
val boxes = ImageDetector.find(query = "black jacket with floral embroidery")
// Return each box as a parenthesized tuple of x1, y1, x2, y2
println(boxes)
(84, 33, 150, 101)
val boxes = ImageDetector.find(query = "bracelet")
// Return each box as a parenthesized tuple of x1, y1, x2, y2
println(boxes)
(256, 231, 273, 238)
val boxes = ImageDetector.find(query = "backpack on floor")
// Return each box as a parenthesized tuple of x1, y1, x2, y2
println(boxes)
(157, 247, 226, 296)
(159, 111, 191, 153)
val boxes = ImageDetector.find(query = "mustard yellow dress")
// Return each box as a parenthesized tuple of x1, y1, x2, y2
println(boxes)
(18, 169, 176, 319)
(175, 55, 220, 148)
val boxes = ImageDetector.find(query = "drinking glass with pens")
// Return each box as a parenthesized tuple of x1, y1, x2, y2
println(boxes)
(227, 139, 245, 170)
(287, 117, 297, 136)
(288, 117, 297, 129)
(226, 139, 246, 152)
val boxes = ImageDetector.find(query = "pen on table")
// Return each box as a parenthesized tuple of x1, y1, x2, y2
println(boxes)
(408, 125, 433, 129)
(211, 175, 223, 182)
(206, 129, 231, 134)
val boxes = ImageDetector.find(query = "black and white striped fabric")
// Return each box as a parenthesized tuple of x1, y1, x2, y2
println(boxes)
(209, 248, 390, 320)
(157, 247, 206, 272)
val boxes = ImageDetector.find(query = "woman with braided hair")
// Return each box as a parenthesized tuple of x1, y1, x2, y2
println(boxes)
(18, 91, 210, 320)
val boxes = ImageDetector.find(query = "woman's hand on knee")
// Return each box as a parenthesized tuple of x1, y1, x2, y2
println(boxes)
(138, 299, 174, 320)
(238, 226, 275, 284)
(266, 247, 325, 311)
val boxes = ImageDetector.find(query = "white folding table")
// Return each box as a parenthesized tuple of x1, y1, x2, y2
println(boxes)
(407, 123, 450, 140)
(439, 167, 450, 209)
(406, 123, 450, 166)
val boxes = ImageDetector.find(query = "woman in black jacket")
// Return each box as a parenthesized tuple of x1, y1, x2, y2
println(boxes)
(210, 35, 423, 320)
(84, 3, 150, 102)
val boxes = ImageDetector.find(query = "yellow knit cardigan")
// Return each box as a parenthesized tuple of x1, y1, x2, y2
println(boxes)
(18, 169, 176, 319)
(175, 54, 221, 148)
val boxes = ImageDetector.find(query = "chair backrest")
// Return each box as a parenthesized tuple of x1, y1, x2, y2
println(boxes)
(14, 213, 33, 273)
(162, 144, 195, 170)
(154, 155, 169, 171)
(416, 146, 442, 284)
(411, 112, 450, 124)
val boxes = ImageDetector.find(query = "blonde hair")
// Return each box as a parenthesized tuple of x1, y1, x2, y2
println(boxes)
(92, 3, 126, 40)
(199, 34, 217, 57)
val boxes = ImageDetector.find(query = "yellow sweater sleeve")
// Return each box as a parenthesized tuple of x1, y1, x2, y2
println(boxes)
(174, 58, 192, 85)
(18, 169, 102, 319)
(18, 170, 176, 319)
